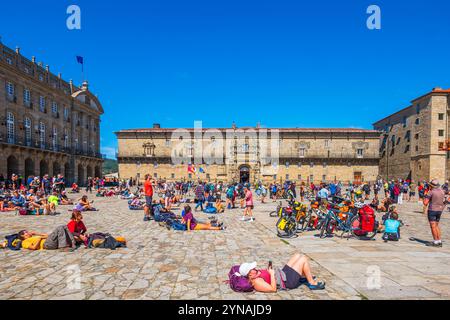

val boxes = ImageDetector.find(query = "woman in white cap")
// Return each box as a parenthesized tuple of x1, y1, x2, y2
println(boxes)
(239, 253, 325, 292)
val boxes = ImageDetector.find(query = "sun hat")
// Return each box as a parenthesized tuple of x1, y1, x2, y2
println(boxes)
(238, 262, 257, 277)
(430, 179, 440, 188)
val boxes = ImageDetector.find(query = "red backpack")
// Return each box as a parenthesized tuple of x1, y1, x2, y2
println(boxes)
(359, 205, 375, 232)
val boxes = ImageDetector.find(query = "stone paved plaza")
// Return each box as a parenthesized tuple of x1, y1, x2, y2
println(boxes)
(1, 193, 450, 300)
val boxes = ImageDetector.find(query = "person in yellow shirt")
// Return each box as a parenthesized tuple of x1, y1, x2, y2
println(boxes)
(18, 230, 48, 250)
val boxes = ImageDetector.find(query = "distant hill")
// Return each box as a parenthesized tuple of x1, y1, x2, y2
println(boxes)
(102, 158, 118, 175)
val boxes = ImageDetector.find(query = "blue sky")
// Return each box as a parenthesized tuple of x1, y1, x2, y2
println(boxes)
(1, 0, 450, 159)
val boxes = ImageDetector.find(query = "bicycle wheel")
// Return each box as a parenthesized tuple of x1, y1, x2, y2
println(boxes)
(319, 217, 330, 238)
(269, 206, 281, 217)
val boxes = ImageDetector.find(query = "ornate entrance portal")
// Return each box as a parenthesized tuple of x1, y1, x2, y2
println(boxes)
(239, 165, 250, 184)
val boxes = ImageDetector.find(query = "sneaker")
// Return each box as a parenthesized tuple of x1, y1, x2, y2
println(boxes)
(248, 218, 255, 222)
(426, 242, 442, 247)
(307, 281, 326, 290)
(240, 216, 247, 221)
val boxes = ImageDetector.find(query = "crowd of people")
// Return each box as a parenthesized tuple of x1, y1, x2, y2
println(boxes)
(2, 170, 449, 293)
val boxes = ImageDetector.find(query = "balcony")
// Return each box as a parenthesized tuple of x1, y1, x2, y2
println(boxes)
(0, 132, 72, 154)
(74, 148, 103, 159)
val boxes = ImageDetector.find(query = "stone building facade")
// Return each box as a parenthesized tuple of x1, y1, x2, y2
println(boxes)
(0, 41, 104, 185)
(373, 87, 450, 183)
(116, 124, 380, 184)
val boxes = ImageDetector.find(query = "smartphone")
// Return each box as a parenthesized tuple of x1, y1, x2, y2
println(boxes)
(268, 261, 273, 269)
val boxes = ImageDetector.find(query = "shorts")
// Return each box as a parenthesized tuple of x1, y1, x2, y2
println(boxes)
(428, 210, 442, 223)
(409, 192, 416, 197)
(246, 205, 254, 209)
(282, 265, 304, 289)
(145, 196, 153, 207)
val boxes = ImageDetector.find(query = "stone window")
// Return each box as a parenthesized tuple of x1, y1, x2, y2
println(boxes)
(39, 122, 46, 149)
(171, 173, 175, 179)
(39, 96, 46, 112)
(23, 89, 31, 106)
(64, 107, 69, 120)
(402, 116, 407, 127)
(415, 145, 419, 152)
(6, 81, 14, 97)
(273, 174, 277, 181)
(415, 118, 420, 125)
(404, 145, 410, 153)
(322, 175, 326, 182)
(6, 112, 14, 143)
(24, 117, 32, 146)
(39, 74, 44, 82)
(298, 175, 301, 181)
(439, 113, 444, 120)
(438, 130, 445, 137)
(415, 133, 419, 140)
(52, 102, 58, 116)
(299, 148, 306, 158)
(324, 140, 330, 148)
(188, 173, 192, 179)
(309, 175, 314, 182)
(286, 174, 289, 180)
(357, 148, 364, 158)
(285, 162, 290, 168)
(6, 57, 13, 65)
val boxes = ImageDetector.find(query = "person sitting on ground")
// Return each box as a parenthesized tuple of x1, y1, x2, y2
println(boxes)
(215, 198, 224, 213)
(48, 191, 60, 209)
(75, 195, 96, 211)
(239, 253, 325, 292)
(58, 191, 73, 205)
(9, 191, 25, 209)
(382, 212, 401, 242)
(377, 197, 393, 212)
(67, 210, 89, 247)
(182, 205, 225, 231)
(71, 183, 80, 193)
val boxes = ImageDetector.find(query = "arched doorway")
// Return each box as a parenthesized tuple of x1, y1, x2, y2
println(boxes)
(40, 160, 48, 177)
(239, 165, 250, 184)
(7, 156, 19, 178)
(78, 164, 85, 185)
(25, 158, 34, 178)
(86, 165, 93, 179)
(53, 162, 61, 177)
(95, 166, 101, 178)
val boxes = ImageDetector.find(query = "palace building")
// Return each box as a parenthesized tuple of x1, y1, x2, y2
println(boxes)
(0, 40, 104, 184)
(116, 124, 380, 184)
(373, 87, 450, 183)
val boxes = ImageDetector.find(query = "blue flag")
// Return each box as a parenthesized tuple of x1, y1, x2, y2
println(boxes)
(76, 56, 84, 64)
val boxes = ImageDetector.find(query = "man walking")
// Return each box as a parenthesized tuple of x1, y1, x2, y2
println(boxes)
(423, 179, 446, 247)
(143, 174, 154, 221)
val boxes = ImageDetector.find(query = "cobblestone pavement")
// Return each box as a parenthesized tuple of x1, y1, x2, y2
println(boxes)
(1, 193, 449, 300)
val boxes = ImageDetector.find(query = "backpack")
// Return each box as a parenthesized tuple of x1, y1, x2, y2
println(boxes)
(5, 234, 22, 251)
(166, 218, 187, 231)
(227, 266, 254, 292)
(204, 207, 217, 214)
(359, 205, 376, 233)
(226, 188, 234, 198)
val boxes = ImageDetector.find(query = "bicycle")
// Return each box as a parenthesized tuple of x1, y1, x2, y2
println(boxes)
(319, 203, 377, 240)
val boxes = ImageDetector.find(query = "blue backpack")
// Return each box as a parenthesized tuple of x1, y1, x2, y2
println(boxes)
(204, 206, 217, 214)
(166, 219, 187, 231)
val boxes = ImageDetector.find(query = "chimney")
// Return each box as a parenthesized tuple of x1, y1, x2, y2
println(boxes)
(31, 56, 36, 63)
(15, 46, 20, 54)
(45, 65, 50, 72)
(433, 87, 443, 91)
(153, 123, 161, 129)
(232, 122, 237, 129)
(58, 73, 62, 79)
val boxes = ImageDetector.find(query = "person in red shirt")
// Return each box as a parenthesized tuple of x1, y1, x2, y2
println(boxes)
(67, 210, 88, 247)
(143, 174, 154, 221)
